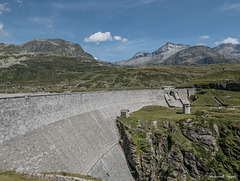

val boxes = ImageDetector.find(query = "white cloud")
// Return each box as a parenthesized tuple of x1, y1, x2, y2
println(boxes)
(0, 3, 11, 15)
(114, 35, 128, 42)
(221, 3, 240, 11)
(0, 22, 11, 37)
(200, 35, 210, 39)
(114, 36, 122, 41)
(214, 37, 240, 45)
(197, 43, 205, 46)
(84, 32, 128, 44)
(122, 38, 128, 42)
(84, 32, 112, 44)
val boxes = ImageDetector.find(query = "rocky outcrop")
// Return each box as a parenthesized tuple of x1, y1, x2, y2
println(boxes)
(162, 46, 226, 65)
(181, 121, 219, 154)
(117, 116, 239, 181)
(214, 44, 240, 60)
(117, 120, 153, 180)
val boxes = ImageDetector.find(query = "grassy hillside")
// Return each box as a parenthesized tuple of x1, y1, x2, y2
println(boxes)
(0, 53, 240, 93)
(191, 89, 240, 106)
(118, 89, 240, 180)
(179, 69, 240, 88)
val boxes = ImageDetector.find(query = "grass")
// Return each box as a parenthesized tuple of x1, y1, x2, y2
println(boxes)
(0, 169, 102, 181)
(191, 90, 220, 106)
(118, 91, 240, 179)
(0, 169, 49, 181)
(128, 130, 151, 154)
(0, 52, 240, 93)
(179, 68, 240, 88)
(192, 89, 240, 106)
(119, 106, 194, 127)
(42, 172, 102, 180)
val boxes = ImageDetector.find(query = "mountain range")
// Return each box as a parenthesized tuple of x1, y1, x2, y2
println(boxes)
(115, 42, 240, 66)
(1, 39, 240, 69)
(0, 38, 240, 93)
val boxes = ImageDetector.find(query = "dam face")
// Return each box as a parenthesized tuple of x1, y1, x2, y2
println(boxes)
(0, 89, 196, 180)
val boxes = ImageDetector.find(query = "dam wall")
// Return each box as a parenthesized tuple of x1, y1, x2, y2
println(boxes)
(0, 110, 134, 180)
(0, 89, 170, 143)
(0, 88, 196, 180)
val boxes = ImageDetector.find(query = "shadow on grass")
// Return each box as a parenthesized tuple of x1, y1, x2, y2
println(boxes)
(176, 111, 184, 114)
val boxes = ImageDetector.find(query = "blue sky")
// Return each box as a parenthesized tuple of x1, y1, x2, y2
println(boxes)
(0, 0, 240, 62)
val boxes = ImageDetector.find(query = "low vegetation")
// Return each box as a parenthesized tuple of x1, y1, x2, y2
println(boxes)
(118, 89, 240, 180)
(191, 89, 240, 106)
(0, 169, 102, 181)
(180, 69, 240, 88)
(0, 169, 48, 181)
(43, 172, 102, 180)
(0, 53, 240, 94)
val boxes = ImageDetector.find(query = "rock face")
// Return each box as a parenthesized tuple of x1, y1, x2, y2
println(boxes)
(149, 42, 190, 65)
(115, 43, 240, 67)
(162, 46, 226, 65)
(115, 42, 189, 67)
(214, 43, 240, 60)
(181, 123, 219, 154)
(0, 39, 93, 58)
(117, 114, 240, 181)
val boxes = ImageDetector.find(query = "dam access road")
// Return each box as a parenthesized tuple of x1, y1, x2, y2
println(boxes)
(0, 88, 196, 181)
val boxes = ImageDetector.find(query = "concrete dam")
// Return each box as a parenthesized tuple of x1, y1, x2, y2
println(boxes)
(0, 88, 196, 180)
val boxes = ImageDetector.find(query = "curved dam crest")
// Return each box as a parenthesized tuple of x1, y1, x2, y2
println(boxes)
(0, 89, 196, 180)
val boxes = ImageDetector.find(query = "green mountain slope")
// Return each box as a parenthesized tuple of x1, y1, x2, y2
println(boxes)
(1, 61, 240, 93)
(1, 39, 240, 93)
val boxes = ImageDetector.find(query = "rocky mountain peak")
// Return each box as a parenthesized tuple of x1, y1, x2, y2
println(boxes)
(165, 42, 178, 47)
(159, 42, 177, 51)
(0, 38, 92, 58)
(115, 42, 191, 66)
(132, 52, 151, 59)
(153, 42, 190, 55)
(162, 45, 227, 65)
(214, 43, 240, 60)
